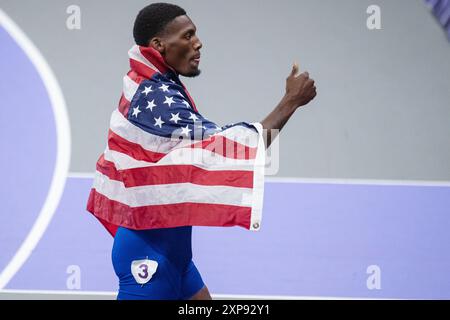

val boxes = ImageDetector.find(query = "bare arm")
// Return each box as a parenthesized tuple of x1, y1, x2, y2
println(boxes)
(261, 62, 317, 148)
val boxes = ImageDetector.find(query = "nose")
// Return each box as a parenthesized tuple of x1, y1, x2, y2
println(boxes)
(194, 37, 202, 51)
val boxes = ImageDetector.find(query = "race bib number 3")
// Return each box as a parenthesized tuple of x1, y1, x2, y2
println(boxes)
(131, 259, 158, 284)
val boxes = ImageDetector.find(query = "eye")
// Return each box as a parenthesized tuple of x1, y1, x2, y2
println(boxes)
(185, 32, 194, 40)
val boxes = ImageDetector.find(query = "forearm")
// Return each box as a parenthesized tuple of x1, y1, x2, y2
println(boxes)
(260, 95, 297, 148)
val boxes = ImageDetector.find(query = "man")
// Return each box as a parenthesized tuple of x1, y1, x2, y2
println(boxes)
(87, 2, 316, 300)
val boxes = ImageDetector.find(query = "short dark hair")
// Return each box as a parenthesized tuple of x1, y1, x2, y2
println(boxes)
(133, 3, 186, 46)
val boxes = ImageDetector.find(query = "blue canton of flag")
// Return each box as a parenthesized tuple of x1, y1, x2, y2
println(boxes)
(127, 73, 221, 140)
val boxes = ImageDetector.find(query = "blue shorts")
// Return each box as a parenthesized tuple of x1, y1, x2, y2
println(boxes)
(112, 226, 205, 300)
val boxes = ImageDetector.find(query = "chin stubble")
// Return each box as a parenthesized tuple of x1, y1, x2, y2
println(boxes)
(185, 69, 201, 78)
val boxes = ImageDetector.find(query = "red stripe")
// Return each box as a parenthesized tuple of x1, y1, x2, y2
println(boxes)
(127, 69, 147, 84)
(129, 59, 158, 80)
(118, 94, 130, 117)
(182, 83, 198, 112)
(191, 135, 257, 160)
(139, 46, 169, 74)
(109, 128, 257, 163)
(96, 216, 119, 237)
(96, 154, 123, 181)
(97, 154, 254, 188)
(87, 189, 252, 231)
(108, 129, 167, 162)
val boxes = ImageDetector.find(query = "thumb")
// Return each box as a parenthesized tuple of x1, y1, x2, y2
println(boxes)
(290, 61, 299, 77)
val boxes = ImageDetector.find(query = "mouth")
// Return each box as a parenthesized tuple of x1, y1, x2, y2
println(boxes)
(191, 53, 201, 65)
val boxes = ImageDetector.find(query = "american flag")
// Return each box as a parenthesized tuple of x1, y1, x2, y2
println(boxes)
(86, 45, 265, 237)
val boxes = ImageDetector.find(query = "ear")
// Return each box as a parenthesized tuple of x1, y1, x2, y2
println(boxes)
(149, 37, 165, 55)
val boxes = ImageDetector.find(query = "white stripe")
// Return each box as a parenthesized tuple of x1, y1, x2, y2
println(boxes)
(110, 109, 258, 155)
(110, 109, 189, 153)
(93, 171, 253, 207)
(109, 110, 258, 168)
(0, 10, 71, 289)
(218, 124, 259, 148)
(105, 148, 255, 171)
(128, 45, 161, 73)
(122, 75, 139, 102)
(249, 123, 266, 231)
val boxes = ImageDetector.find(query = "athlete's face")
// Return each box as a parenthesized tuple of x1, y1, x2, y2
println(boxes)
(151, 15, 202, 77)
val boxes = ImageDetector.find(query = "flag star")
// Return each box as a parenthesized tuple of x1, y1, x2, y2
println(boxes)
(215, 125, 222, 131)
(169, 79, 177, 84)
(159, 84, 170, 92)
(163, 96, 175, 107)
(146, 99, 156, 111)
(154, 116, 165, 128)
(132, 106, 141, 118)
(176, 91, 184, 97)
(189, 112, 199, 122)
(181, 125, 192, 137)
(142, 86, 153, 95)
(181, 100, 191, 108)
(170, 112, 181, 124)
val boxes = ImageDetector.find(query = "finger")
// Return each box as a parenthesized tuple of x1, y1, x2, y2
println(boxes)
(300, 71, 309, 79)
(304, 79, 314, 88)
(290, 62, 299, 77)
